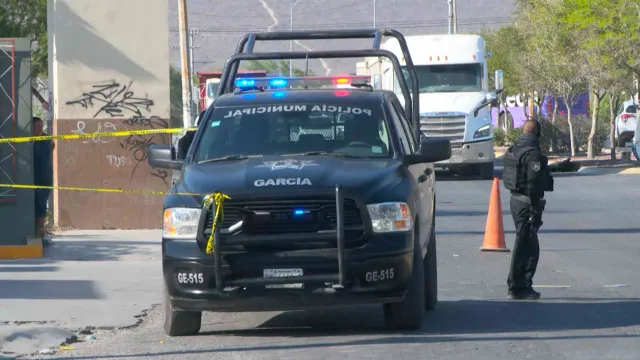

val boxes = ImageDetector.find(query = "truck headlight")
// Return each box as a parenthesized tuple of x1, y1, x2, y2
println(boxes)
(366, 202, 413, 233)
(474, 124, 491, 139)
(163, 208, 201, 239)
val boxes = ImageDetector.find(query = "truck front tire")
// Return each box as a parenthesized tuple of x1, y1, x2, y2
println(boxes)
(424, 222, 438, 311)
(383, 225, 425, 330)
(163, 284, 202, 336)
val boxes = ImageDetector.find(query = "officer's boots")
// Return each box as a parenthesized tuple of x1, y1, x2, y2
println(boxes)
(508, 287, 541, 300)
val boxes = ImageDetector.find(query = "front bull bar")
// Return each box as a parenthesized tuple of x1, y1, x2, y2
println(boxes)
(211, 184, 348, 292)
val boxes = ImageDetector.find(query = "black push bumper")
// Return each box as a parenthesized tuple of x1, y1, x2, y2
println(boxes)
(163, 186, 415, 312)
(164, 249, 412, 312)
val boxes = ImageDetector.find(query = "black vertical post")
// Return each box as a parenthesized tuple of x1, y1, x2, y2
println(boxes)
(214, 224, 223, 291)
(335, 185, 346, 286)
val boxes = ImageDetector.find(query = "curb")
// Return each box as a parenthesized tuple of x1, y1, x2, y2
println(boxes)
(0, 237, 43, 260)
(576, 166, 640, 175)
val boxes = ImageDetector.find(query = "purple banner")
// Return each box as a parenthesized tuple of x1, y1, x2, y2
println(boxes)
(491, 92, 590, 128)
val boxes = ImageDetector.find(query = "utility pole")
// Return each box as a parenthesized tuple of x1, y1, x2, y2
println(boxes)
(448, 0, 453, 34)
(290, 0, 300, 77)
(452, 0, 458, 34)
(178, 0, 193, 129)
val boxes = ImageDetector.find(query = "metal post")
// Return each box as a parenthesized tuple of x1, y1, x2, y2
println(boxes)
(188, 30, 195, 113)
(448, 0, 453, 34)
(188, 29, 201, 114)
(289, 0, 300, 77)
(335, 185, 346, 286)
(178, 0, 193, 129)
(373, 0, 376, 27)
(452, 0, 458, 34)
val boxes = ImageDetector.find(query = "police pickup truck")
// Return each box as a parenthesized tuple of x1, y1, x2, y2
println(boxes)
(148, 29, 452, 336)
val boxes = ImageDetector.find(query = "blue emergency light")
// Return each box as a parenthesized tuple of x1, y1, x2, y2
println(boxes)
(235, 79, 255, 87)
(269, 78, 288, 87)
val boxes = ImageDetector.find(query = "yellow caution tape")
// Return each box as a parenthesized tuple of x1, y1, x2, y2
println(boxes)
(0, 127, 197, 144)
(0, 183, 202, 197)
(201, 192, 231, 254)
(1, 183, 232, 254)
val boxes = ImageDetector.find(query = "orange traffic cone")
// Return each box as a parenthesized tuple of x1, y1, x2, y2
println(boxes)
(481, 177, 510, 252)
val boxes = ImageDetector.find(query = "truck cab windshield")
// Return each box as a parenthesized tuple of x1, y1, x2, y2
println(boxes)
(193, 102, 393, 162)
(396, 64, 483, 93)
(206, 82, 219, 99)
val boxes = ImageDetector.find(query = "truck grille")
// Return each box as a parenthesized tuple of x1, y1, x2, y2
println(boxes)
(202, 197, 364, 241)
(420, 116, 466, 148)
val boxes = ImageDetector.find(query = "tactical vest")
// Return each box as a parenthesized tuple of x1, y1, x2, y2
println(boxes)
(502, 144, 537, 193)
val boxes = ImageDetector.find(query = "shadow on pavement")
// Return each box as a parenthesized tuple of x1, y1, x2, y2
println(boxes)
(0, 266, 59, 272)
(43, 240, 158, 261)
(442, 227, 640, 235)
(65, 299, 640, 359)
(436, 209, 573, 217)
(0, 280, 103, 299)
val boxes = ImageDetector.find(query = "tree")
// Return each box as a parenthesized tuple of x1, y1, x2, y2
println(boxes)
(515, 0, 590, 156)
(558, 0, 640, 157)
(170, 66, 184, 128)
(482, 24, 527, 130)
(0, 0, 48, 106)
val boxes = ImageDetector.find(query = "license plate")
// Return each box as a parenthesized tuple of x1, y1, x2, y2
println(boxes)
(264, 268, 303, 289)
(263, 268, 303, 277)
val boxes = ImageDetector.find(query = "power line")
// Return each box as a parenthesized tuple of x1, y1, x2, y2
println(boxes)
(168, 17, 513, 33)
(195, 0, 371, 18)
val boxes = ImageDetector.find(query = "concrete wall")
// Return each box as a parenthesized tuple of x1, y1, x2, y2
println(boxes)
(48, 0, 170, 229)
(0, 39, 34, 245)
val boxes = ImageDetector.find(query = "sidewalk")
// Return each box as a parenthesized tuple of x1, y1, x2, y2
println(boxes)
(0, 230, 163, 357)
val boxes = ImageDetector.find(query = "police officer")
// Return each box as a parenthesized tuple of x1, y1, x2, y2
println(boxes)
(501, 119, 554, 300)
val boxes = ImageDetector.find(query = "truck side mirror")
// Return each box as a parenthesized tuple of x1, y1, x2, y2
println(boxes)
(148, 145, 183, 170)
(495, 70, 504, 94)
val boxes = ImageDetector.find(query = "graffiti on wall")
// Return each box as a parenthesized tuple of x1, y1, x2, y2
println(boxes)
(119, 115, 170, 184)
(66, 80, 154, 118)
(66, 80, 169, 185)
(71, 120, 117, 144)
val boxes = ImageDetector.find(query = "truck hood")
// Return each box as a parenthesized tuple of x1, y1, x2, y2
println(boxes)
(418, 92, 486, 115)
(176, 155, 403, 203)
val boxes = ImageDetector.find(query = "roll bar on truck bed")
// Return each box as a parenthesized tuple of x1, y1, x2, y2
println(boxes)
(215, 29, 421, 141)
(204, 29, 423, 292)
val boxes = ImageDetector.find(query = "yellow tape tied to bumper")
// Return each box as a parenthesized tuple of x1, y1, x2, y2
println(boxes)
(201, 192, 231, 254)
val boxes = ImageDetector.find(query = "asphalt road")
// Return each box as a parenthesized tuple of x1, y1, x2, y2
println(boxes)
(33, 170, 640, 360)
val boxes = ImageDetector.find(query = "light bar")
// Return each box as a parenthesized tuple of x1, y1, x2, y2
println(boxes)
(234, 75, 371, 89)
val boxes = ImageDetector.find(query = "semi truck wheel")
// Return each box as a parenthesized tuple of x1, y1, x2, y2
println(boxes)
(383, 224, 425, 330)
(478, 162, 494, 180)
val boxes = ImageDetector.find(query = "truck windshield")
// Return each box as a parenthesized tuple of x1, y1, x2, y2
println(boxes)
(396, 64, 482, 93)
(193, 101, 392, 162)
(207, 82, 219, 98)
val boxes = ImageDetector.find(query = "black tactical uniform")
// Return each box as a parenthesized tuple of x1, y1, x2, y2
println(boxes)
(502, 131, 554, 300)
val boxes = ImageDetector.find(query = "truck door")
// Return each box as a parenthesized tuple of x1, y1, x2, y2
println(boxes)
(389, 99, 432, 251)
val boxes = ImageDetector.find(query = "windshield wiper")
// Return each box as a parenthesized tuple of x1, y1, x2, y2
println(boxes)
(197, 154, 262, 164)
(283, 151, 363, 158)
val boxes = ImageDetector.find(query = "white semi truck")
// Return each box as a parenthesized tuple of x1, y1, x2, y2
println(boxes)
(357, 34, 504, 179)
